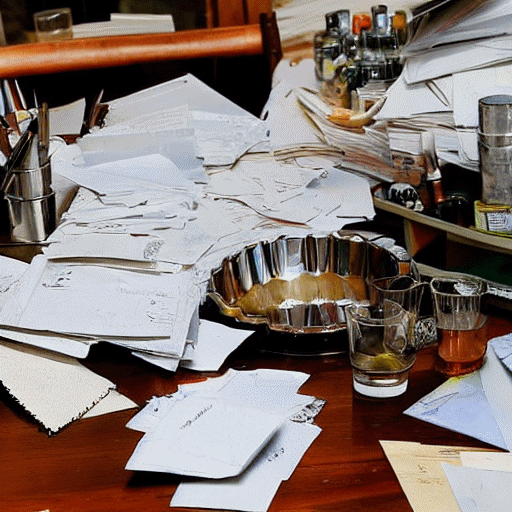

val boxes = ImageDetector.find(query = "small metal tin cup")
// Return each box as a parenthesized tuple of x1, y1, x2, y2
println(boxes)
(6, 162, 52, 199)
(6, 191, 56, 242)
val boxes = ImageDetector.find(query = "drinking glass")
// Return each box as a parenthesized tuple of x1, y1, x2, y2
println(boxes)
(369, 275, 436, 348)
(430, 276, 488, 376)
(345, 300, 418, 398)
(34, 8, 73, 42)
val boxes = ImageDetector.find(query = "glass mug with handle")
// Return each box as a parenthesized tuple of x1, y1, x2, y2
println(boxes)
(369, 275, 437, 348)
(430, 276, 488, 377)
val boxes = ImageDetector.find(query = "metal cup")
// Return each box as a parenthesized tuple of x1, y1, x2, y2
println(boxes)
(478, 95, 512, 205)
(6, 162, 52, 199)
(6, 191, 56, 242)
(479, 95, 512, 135)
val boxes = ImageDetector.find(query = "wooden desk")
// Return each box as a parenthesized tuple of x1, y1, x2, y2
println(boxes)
(1, 314, 511, 512)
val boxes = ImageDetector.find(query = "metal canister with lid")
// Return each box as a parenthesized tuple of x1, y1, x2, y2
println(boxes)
(478, 94, 512, 206)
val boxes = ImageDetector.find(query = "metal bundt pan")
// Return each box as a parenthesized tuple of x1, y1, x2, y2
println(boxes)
(208, 231, 418, 334)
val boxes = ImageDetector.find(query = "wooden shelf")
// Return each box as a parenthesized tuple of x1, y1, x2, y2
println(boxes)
(373, 196, 512, 257)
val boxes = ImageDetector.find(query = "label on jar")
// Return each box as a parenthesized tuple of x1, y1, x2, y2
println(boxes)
(474, 200, 512, 236)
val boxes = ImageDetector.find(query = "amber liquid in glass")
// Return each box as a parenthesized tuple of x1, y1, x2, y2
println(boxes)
(435, 322, 487, 376)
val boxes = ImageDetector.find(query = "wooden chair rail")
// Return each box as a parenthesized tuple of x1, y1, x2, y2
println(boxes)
(0, 24, 265, 78)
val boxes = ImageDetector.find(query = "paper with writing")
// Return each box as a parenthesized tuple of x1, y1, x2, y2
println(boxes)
(380, 440, 495, 512)
(170, 420, 321, 512)
(125, 395, 287, 478)
(460, 451, 512, 472)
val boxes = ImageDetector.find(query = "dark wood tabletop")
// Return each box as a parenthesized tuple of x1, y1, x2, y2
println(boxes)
(1, 312, 511, 512)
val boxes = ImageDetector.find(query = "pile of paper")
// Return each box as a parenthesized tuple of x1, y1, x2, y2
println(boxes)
(381, 441, 512, 512)
(376, 0, 512, 171)
(125, 368, 324, 512)
(263, 58, 398, 186)
(0, 252, 258, 372)
(0, 254, 137, 433)
(0, 72, 377, 374)
(386, 327, 512, 510)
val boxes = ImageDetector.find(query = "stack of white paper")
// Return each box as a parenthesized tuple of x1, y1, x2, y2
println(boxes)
(125, 368, 324, 512)
(380, 440, 512, 512)
(0, 254, 200, 369)
(0, 72, 379, 375)
(404, 0, 512, 56)
(376, 0, 512, 171)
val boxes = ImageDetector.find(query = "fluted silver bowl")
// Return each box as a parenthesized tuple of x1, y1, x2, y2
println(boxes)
(208, 231, 417, 334)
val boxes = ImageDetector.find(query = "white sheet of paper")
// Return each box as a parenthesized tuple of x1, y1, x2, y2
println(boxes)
(206, 159, 324, 224)
(126, 368, 311, 434)
(460, 451, 512, 472)
(452, 63, 512, 128)
(305, 167, 375, 227)
(442, 463, 512, 512)
(77, 129, 206, 183)
(82, 389, 138, 419)
(130, 351, 181, 372)
(52, 148, 200, 195)
(96, 104, 189, 135)
(45, 233, 170, 263)
(171, 420, 321, 512)
(0, 327, 93, 358)
(105, 74, 253, 124)
(192, 110, 269, 166)
(0, 257, 199, 361)
(213, 368, 311, 413)
(488, 332, 512, 373)
(375, 73, 453, 121)
(480, 347, 512, 451)
(403, 35, 512, 85)
(0, 255, 29, 310)
(264, 83, 323, 150)
(0, 339, 115, 434)
(180, 319, 255, 371)
(49, 99, 85, 136)
(125, 395, 287, 478)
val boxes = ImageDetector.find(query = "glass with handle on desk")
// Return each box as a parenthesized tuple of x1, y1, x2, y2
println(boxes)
(430, 276, 488, 377)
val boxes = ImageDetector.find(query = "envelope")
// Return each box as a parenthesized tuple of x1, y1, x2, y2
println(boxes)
(125, 395, 288, 478)
(480, 337, 512, 451)
(405, 334, 512, 452)
(404, 366, 507, 450)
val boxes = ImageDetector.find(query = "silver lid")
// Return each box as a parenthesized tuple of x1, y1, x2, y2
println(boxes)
(479, 95, 512, 135)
